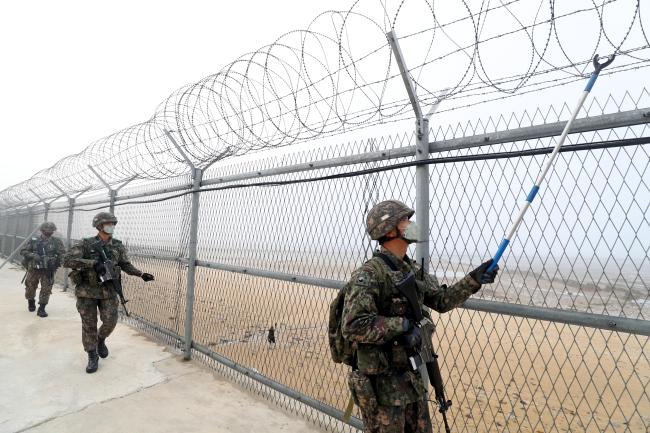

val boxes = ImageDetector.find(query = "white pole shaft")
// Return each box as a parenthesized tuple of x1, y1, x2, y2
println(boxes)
(488, 67, 604, 273)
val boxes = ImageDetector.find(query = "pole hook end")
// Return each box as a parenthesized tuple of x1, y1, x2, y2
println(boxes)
(593, 54, 615, 74)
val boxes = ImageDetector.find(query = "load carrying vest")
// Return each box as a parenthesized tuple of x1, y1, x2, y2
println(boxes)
(329, 253, 430, 375)
(22, 237, 61, 270)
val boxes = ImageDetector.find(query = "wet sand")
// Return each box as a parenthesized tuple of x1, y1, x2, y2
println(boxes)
(116, 258, 649, 433)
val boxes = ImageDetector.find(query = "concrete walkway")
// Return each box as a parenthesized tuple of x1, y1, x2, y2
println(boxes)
(0, 265, 326, 433)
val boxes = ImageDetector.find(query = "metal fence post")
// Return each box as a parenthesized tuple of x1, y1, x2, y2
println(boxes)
(63, 197, 75, 291)
(88, 165, 139, 214)
(88, 165, 116, 213)
(185, 167, 203, 359)
(109, 190, 117, 214)
(112, 175, 138, 214)
(387, 31, 430, 272)
(29, 188, 48, 222)
(49, 182, 90, 291)
(415, 117, 430, 271)
(165, 129, 202, 360)
(0, 212, 5, 256)
(10, 211, 19, 255)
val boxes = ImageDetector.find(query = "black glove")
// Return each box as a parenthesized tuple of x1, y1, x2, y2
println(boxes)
(93, 260, 105, 276)
(141, 273, 155, 282)
(469, 259, 499, 285)
(401, 326, 422, 349)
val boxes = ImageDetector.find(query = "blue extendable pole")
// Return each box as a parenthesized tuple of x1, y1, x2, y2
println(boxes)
(487, 54, 615, 272)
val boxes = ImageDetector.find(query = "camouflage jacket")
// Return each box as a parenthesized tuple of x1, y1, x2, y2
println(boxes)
(63, 236, 142, 299)
(20, 235, 65, 271)
(341, 247, 480, 406)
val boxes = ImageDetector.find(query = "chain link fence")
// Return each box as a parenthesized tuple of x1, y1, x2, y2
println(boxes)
(1, 91, 649, 432)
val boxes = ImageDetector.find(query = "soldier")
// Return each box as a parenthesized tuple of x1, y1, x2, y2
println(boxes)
(267, 323, 276, 345)
(341, 200, 499, 433)
(63, 212, 154, 374)
(20, 221, 65, 317)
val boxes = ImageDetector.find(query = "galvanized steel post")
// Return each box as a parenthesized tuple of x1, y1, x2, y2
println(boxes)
(108, 190, 117, 214)
(111, 175, 138, 214)
(10, 211, 19, 256)
(386, 30, 430, 272)
(50, 181, 77, 291)
(415, 117, 430, 272)
(63, 197, 75, 291)
(29, 189, 49, 222)
(87, 165, 116, 214)
(165, 129, 202, 360)
(184, 167, 203, 359)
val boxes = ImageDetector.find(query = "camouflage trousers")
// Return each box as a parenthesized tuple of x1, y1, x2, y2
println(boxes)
(76, 297, 118, 352)
(24, 269, 53, 305)
(348, 370, 433, 433)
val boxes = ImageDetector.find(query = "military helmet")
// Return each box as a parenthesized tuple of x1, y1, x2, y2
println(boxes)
(366, 200, 415, 240)
(92, 212, 118, 229)
(39, 221, 57, 232)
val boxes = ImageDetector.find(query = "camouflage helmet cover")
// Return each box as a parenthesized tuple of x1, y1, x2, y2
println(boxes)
(366, 200, 415, 240)
(39, 221, 57, 232)
(92, 212, 118, 229)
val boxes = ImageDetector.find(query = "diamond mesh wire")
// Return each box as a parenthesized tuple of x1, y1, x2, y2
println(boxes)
(0, 93, 648, 433)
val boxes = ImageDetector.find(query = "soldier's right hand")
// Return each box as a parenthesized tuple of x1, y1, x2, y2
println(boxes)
(401, 326, 422, 349)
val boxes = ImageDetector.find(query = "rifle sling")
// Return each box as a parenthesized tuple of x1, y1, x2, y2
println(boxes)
(375, 253, 424, 322)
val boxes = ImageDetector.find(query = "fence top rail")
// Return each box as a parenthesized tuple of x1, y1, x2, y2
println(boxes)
(2, 107, 648, 214)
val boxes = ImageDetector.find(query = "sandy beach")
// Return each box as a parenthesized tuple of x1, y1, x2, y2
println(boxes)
(117, 257, 649, 433)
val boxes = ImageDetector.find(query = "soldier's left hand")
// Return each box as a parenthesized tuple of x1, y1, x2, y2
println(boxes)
(141, 273, 155, 282)
(469, 259, 499, 284)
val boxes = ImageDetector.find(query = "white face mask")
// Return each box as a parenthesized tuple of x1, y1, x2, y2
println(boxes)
(401, 221, 419, 243)
(102, 224, 115, 235)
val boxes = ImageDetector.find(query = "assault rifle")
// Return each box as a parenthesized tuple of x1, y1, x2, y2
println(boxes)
(393, 259, 452, 433)
(39, 243, 57, 281)
(93, 243, 130, 317)
(29, 238, 56, 281)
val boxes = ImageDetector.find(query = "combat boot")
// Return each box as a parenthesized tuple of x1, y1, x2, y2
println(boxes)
(27, 299, 36, 312)
(36, 304, 48, 318)
(86, 350, 99, 373)
(97, 338, 109, 358)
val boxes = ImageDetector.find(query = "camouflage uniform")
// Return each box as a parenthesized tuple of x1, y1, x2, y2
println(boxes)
(20, 233, 65, 305)
(63, 236, 143, 351)
(340, 200, 489, 433)
(342, 247, 480, 433)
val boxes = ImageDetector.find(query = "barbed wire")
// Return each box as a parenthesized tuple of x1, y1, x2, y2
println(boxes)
(1, 0, 648, 208)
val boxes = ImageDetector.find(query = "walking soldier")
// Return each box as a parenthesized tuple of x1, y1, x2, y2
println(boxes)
(20, 221, 65, 317)
(63, 212, 154, 373)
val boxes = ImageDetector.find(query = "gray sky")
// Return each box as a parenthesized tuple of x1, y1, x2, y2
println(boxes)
(1, 0, 646, 194)
(0, 0, 351, 190)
